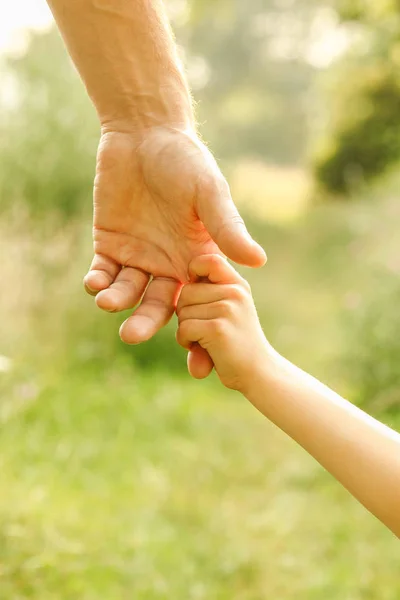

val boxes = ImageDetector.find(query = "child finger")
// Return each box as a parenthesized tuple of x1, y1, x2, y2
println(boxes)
(178, 300, 232, 324)
(188, 254, 243, 284)
(176, 319, 211, 350)
(177, 283, 231, 313)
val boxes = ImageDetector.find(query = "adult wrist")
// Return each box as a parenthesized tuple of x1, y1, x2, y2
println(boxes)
(100, 120, 196, 144)
(98, 80, 196, 139)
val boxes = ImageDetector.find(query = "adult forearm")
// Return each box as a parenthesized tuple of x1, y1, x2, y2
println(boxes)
(247, 352, 400, 537)
(47, 0, 194, 133)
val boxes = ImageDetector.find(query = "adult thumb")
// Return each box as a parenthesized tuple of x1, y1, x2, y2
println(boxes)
(197, 178, 266, 267)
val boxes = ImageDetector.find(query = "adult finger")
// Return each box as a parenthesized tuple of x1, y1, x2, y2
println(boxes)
(83, 253, 121, 296)
(120, 277, 181, 344)
(95, 267, 149, 312)
(197, 179, 266, 268)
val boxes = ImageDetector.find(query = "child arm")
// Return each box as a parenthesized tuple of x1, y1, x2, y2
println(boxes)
(176, 255, 400, 537)
(247, 353, 400, 538)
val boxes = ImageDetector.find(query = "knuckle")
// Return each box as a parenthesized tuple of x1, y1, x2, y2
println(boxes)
(210, 318, 226, 337)
(228, 284, 247, 301)
(217, 299, 234, 317)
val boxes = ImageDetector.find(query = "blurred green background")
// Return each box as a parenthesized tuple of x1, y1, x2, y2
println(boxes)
(0, 0, 399, 598)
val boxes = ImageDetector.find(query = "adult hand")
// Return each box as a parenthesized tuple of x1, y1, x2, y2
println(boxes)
(47, 0, 266, 376)
(84, 126, 266, 356)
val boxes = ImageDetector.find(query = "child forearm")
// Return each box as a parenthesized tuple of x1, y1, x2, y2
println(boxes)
(176, 255, 400, 537)
(246, 351, 400, 537)
(47, 0, 194, 134)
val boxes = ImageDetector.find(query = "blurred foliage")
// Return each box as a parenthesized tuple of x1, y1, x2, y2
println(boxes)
(0, 30, 98, 217)
(313, 0, 400, 194)
(0, 0, 323, 218)
(314, 65, 400, 194)
(0, 0, 398, 402)
(345, 273, 400, 417)
(335, 0, 400, 22)
(0, 3, 400, 594)
(176, 0, 320, 164)
(0, 0, 398, 399)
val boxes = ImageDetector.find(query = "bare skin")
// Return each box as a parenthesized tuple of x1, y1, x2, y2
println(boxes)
(46, 0, 266, 372)
(177, 255, 400, 538)
(91, 128, 263, 345)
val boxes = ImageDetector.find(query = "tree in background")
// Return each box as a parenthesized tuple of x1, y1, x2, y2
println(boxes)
(313, 1, 400, 195)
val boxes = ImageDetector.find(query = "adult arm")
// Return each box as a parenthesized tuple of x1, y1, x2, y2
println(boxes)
(46, 0, 266, 351)
(46, 0, 193, 134)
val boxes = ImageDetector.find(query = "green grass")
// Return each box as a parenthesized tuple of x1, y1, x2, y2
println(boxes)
(0, 361, 398, 599)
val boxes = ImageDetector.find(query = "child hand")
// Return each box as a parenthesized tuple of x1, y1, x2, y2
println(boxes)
(176, 255, 270, 392)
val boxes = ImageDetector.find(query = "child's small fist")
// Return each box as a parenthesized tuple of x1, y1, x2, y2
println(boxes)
(176, 255, 269, 392)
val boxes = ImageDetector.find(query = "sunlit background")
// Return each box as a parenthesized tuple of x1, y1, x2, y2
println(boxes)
(1, 0, 399, 597)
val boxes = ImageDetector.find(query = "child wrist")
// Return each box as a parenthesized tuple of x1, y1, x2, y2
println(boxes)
(238, 344, 278, 398)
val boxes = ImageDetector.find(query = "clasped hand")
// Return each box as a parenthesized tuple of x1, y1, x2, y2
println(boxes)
(84, 126, 266, 374)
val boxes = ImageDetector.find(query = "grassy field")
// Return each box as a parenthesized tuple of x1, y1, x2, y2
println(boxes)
(1, 173, 400, 598)
(1, 364, 398, 600)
